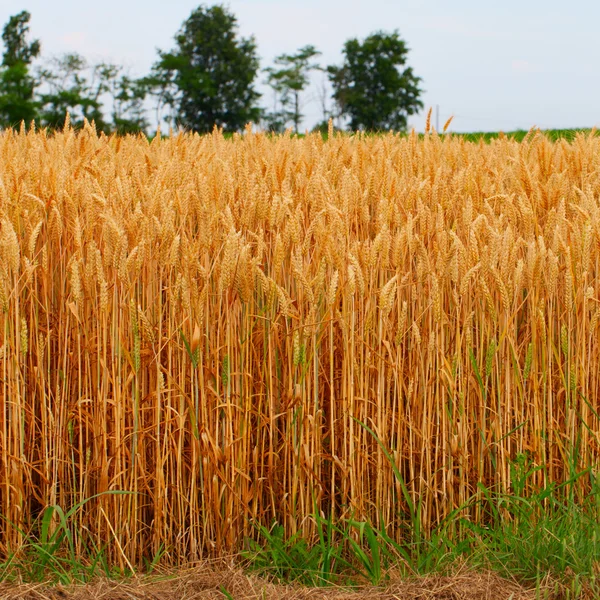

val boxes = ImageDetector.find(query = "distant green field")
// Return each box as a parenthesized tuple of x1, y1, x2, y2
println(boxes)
(222, 126, 600, 143)
(307, 127, 600, 142)
(451, 128, 599, 143)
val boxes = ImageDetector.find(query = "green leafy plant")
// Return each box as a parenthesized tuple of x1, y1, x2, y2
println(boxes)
(0, 491, 134, 584)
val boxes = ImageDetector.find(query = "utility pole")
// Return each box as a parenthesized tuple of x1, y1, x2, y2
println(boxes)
(436, 104, 439, 132)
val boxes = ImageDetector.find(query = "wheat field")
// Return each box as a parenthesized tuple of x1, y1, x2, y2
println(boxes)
(0, 120, 599, 567)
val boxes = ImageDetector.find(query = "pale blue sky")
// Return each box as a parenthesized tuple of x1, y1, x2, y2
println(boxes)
(1, 0, 597, 132)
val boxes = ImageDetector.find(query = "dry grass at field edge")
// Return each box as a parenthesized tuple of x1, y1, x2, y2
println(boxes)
(0, 565, 544, 600)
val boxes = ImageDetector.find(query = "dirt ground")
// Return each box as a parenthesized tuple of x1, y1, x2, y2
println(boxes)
(0, 565, 550, 600)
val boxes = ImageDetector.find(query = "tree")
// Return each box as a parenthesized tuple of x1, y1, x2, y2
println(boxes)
(264, 45, 321, 134)
(110, 75, 148, 135)
(37, 53, 108, 131)
(140, 65, 176, 132)
(37, 54, 148, 134)
(98, 66, 149, 134)
(149, 4, 261, 133)
(328, 31, 423, 132)
(0, 11, 41, 127)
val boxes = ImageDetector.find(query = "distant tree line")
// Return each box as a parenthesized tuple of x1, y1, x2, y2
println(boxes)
(0, 6, 424, 135)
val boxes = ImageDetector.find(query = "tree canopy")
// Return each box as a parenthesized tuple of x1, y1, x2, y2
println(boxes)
(0, 11, 40, 127)
(0, 6, 426, 135)
(264, 45, 321, 133)
(38, 55, 148, 134)
(149, 4, 261, 133)
(328, 31, 423, 132)
(37, 53, 107, 131)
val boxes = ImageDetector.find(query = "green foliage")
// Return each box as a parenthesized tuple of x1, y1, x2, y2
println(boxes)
(0, 11, 148, 134)
(450, 128, 600, 143)
(328, 30, 423, 132)
(0, 11, 40, 127)
(110, 74, 149, 134)
(244, 509, 454, 587)
(180, 329, 200, 369)
(460, 455, 600, 594)
(243, 439, 600, 596)
(219, 586, 235, 600)
(1, 11, 40, 67)
(264, 45, 321, 133)
(37, 53, 109, 131)
(37, 54, 148, 134)
(149, 4, 261, 133)
(0, 491, 136, 584)
(243, 520, 346, 586)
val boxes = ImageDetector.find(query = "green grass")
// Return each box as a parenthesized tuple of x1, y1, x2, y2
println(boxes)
(450, 128, 599, 143)
(146, 124, 600, 143)
(4, 474, 598, 597)
(0, 491, 160, 585)
(241, 462, 600, 597)
(240, 422, 600, 598)
(280, 126, 600, 143)
(2, 428, 599, 598)
(242, 497, 599, 597)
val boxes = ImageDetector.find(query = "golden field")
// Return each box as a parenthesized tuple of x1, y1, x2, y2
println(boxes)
(0, 121, 599, 566)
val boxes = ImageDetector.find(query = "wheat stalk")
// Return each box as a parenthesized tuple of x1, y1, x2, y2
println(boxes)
(0, 125, 597, 566)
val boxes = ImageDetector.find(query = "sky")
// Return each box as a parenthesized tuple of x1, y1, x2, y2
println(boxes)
(1, 0, 598, 132)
